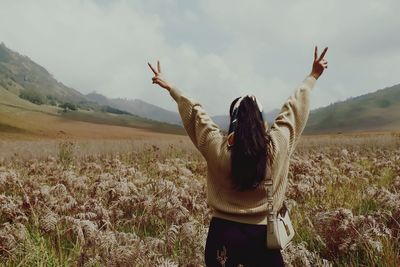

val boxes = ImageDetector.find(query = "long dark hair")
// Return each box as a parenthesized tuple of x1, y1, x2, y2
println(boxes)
(229, 96, 269, 191)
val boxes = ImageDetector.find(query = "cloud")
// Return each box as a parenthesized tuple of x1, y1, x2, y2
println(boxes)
(0, 0, 399, 115)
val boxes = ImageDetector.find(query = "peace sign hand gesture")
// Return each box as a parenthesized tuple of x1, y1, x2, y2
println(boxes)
(310, 46, 328, 80)
(148, 60, 173, 91)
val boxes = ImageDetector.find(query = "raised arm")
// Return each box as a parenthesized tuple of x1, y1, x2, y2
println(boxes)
(148, 61, 223, 160)
(270, 46, 328, 155)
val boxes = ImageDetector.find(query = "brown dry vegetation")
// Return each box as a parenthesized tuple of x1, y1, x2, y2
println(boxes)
(0, 133, 399, 266)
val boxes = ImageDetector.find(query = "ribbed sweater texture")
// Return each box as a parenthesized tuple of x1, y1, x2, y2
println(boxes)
(169, 76, 317, 225)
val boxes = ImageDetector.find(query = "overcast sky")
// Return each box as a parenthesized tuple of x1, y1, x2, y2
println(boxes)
(0, 0, 399, 115)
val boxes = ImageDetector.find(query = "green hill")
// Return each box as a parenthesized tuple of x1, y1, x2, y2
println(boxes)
(305, 84, 400, 133)
(0, 42, 86, 105)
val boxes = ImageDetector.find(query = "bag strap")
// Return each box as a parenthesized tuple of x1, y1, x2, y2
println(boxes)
(265, 176, 276, 223)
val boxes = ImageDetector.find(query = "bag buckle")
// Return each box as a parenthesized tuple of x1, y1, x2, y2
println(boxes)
(277, 202, 288, 217)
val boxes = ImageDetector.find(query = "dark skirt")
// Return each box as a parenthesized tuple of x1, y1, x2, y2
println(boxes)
(205, 217, 285, 267)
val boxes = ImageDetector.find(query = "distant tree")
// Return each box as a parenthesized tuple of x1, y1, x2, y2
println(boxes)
(49, 99, 57, 106)
(59, 102, 77, 112)
(19, 90, 45, 105)
(100, 105, 131, 115)
(46, 95, 58, 106)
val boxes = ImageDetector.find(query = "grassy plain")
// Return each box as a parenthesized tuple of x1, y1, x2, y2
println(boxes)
(0, 133, 399, 266)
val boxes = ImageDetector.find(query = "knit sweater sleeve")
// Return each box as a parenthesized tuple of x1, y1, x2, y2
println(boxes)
(269, 76, 316, 155)
(169, 87, 223, 160)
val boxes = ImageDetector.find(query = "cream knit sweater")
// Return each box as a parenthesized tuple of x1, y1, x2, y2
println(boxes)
(169, 75, 317, 225)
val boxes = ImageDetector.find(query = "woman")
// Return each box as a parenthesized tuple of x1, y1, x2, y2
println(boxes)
(148, 46, 328, 267)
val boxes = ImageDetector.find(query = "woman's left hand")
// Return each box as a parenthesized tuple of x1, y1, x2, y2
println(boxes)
(310, 46, 328, 80)
(148, 60, 173, 91)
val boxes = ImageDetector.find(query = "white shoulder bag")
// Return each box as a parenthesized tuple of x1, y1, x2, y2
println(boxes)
(265, 178, 295, 249)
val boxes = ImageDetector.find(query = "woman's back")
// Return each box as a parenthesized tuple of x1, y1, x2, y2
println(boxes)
(166, 75, 317, 225)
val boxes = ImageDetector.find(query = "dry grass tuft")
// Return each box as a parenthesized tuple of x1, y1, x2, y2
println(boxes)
(0, 134, 399, 266)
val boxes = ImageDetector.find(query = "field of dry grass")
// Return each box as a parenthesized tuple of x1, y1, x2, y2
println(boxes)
(0, 133, 399, 266)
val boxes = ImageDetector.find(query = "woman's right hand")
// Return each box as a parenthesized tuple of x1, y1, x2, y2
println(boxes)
(310, 46, 328, 80)
(148, 60, 173, 91)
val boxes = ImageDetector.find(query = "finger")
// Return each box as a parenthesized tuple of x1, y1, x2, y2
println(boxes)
(318, 47, 328, 61)
(157, 60, 161, 73)
(152, 78, 160, 85)
(314, 46, 317, 61)
(153, 77, 162, 83)
(153, 79, 162, 86)
(148, 62, 158, 75)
